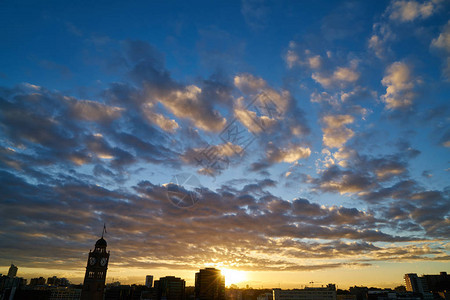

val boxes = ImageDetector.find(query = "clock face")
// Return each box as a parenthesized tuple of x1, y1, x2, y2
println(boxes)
(89, 257, 96, 265)
(100, 257, 107, 266)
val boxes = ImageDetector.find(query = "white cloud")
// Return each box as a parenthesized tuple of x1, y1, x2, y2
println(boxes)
(369, 35, 384, 59)
(142, 105, 179, 133)
(308, 55, 322, 69)
(234, 73, 267, 94)
(266, 143, 311, 163)
(431, 21, 450, 79)
(388, 0, 441, 22)
(312, 67, 360, 88)
(381, 62, 417, 109)
(234, 107, 277, 133)
(432, 21, 450, 52)
(322, 115, 355, 148)
(284, 45, 322, 69)
(285, 50, 301, 69)
(158, 85, 226, 132)
(234, 74, 290, 124)
(368, 22, 395, 59)
(310, 91, 339, 106)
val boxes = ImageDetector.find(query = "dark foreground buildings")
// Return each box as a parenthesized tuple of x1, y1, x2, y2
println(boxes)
(154, 276, 185, 300)
(195, 267, 225, 300)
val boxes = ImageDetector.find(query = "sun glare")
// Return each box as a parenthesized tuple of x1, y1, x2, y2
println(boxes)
(221, 269, 247, 286)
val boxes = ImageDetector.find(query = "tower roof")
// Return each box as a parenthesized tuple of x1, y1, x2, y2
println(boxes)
(95, 237, 107, 247)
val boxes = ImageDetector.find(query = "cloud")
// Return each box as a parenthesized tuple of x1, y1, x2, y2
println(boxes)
(2, 170, 438, 274)
(321, 115, 355, 148)
(431, 21, 450, 52)
(241, 0, 269, 30)
(181, 143, 243, 175)
(265, 143, 311, 163)
(381, 62, 418, 109)
(310, 87, 373, 118)
(285, 49, 301, 69)
(284, 46, 323, 70)
(68, 98, 124, 122)
(312, 66, 360, 89)
(121, 40, 230, 133)
(431, 21, 450, 79)
(142, 105, 179, 133)
(308, 165, 375, 195)
(233, 73, 309, 144)
(234, 107, 277, 133)
(310, 145, 416, 199)
(368, 35, 385, 59)
(157, 85, 227, 132)
(373, 160, 407, 180)
(387, 0, 441, 22)
(368, 20, 396, 59)
(234, 73, 267, 94)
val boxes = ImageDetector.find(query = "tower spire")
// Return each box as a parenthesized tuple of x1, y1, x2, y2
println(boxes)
(102, 223, 107, 238)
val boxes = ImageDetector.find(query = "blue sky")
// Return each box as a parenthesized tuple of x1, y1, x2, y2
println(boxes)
(0, 0, 449, 288)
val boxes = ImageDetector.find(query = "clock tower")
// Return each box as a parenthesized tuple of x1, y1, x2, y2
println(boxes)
(81, 228, 110, 300)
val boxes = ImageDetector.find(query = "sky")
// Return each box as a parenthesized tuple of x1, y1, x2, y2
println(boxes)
(0, 0, 449, 290)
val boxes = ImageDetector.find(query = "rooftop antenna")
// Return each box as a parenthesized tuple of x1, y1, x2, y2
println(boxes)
(102, 223, 107, 238)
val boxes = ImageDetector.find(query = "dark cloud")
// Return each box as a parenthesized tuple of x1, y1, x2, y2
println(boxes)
(0, 169, 439, 273)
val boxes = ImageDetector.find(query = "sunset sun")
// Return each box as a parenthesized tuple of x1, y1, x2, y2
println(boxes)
(221, 269, 247, 286)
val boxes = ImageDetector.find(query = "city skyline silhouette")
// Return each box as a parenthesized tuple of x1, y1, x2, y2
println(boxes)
(0, 0, 449, 293)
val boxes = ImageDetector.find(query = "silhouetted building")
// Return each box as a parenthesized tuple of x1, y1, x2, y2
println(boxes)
(349, 286, 368, 300)
(104, 284, 148, 300)
(47, 276, 70, 287)
(81, 235, 110, 300)
(422, 272, 450, 293)
(273, 284, 336, 300)
(146, 275, 154, 288)
(0, 275, 27, 299)
(257, 292, 273, 300)
(7, 264, 18, 277)
(404, 274, 428, 294)
(195, 268, 225, 300)
(367, 289, 423, 300)
(29, 277, 46, 286)
(154, 276, 185, 300)
(49, 286, 82, 300)
(405, 272, 450, 300)
(8, 288, 50, 300)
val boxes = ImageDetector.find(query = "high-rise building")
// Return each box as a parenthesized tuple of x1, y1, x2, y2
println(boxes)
(195, 268, 225, 300)
(81, 234, 110, 300)
(146, 275, 154, 288)
(7, 264, 17, 278)
(154, 276, 185, 300)
(405, 272, 450, 294)
(404, 273, 428, 293)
